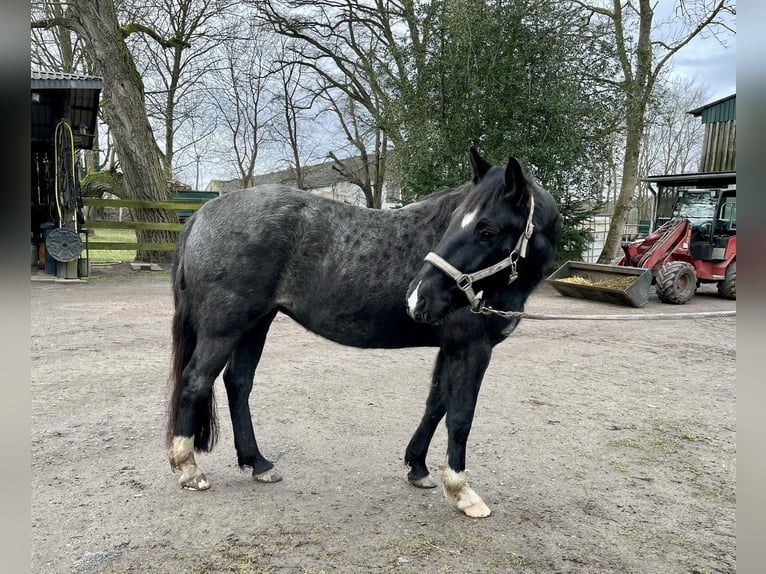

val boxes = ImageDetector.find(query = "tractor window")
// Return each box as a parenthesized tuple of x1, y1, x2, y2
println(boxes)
(673, 192, 718, 224)
(717, 196, 736, 233)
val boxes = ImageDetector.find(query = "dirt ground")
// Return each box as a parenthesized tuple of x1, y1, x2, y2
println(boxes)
(31, 264, 736, 573)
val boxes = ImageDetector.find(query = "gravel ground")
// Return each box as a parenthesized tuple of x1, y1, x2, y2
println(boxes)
(31, 267, 736, 573)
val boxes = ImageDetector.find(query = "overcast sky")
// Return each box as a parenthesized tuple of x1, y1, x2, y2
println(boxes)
(670, 33, 737, 102)
(658, 0, 737, 103)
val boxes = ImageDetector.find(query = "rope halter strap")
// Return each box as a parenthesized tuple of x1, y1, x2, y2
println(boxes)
(424, 194, 535, 311)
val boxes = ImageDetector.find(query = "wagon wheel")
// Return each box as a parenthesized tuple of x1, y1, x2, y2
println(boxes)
(717, 260, 736, 300)
(655, 261, 697, 304)
(45, 227, 83, 262)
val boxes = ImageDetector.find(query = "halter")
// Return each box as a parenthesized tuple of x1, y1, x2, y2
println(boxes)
(423, 194, 535, 312)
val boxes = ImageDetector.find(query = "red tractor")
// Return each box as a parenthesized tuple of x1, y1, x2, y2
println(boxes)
(617, 173, 736, 304)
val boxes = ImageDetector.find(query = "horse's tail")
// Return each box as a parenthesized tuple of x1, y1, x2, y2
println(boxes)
(165, 218, 218, 452)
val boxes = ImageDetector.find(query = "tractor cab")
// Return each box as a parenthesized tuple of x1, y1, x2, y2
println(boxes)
(615, 171, 736, 303)
(673, 186, 736, 261)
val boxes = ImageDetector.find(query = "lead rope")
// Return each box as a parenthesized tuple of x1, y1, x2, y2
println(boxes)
(474, 305, 736, 321)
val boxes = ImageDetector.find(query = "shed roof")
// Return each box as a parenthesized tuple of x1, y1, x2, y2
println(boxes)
(643, 171, 735, 187)
(32, 69, 102, 149)
(31, 69, 103, 90)
(688, 93, 736, 123)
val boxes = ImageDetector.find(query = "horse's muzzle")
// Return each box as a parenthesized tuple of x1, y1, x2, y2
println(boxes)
(406, 279, 446, 325)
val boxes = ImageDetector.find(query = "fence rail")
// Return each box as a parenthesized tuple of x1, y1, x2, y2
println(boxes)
(81, 194, 215, 251)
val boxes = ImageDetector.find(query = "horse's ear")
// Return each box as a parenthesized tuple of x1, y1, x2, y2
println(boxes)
(505, 156, 529, 205)
(469, 147, 493, 184)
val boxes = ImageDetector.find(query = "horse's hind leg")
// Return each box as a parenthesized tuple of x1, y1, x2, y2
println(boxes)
(170, 334, 238, 490)
(222, 310, 282, 483)
(405, 350, 447, 488)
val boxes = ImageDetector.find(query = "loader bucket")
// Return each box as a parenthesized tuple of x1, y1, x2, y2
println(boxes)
(546, 261, 652, 308)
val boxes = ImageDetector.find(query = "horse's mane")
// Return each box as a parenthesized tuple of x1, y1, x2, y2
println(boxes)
(414, 184, 470, 226)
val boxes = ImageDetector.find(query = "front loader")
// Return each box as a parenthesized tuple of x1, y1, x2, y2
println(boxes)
(548, 172, 736, 306)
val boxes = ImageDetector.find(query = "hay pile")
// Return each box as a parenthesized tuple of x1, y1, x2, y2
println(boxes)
(555, 275, 635, 290)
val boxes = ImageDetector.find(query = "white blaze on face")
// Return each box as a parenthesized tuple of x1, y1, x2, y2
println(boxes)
(461, 209, 478, 229)
(407, 281, 422, 317)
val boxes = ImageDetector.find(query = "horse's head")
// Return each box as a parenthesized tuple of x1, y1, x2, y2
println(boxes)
(406, 147, 559, 325)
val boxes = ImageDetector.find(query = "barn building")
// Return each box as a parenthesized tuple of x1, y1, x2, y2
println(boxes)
(689, 93, 736, 173)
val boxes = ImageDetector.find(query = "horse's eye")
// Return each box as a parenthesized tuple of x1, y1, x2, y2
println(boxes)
(478, 229, 495, 242)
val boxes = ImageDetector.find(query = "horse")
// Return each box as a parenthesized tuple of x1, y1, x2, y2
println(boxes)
(166, 147, 561, 518)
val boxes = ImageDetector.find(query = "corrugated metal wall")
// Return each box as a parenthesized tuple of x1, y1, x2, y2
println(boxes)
(699, 97, 736, 123)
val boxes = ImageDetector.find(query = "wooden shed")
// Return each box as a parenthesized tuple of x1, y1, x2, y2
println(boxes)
(689, 94, 736, 172)
(31, 70, 102, 278)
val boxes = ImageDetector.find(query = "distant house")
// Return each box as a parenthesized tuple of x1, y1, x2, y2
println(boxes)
(204, 177, 244, 194)
(206, 154, 402, 209)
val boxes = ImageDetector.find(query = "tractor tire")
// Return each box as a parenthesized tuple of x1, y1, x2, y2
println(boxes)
(656, 261, 697, 304)
(717, 261, 736, 300)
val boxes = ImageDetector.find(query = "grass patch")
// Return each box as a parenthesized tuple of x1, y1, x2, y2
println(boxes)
(609, 438, 642, 449)
(86, 228, 137, 263)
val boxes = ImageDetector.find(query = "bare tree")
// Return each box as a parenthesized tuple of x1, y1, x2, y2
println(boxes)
(254, 0, 419, 208)
(31, 0, 85, 72)
(267, 37, 317, 190)
(573, 0, 736, 263)
(205, 21, 275, 188)
(125, 0, 237, 183)
(323, 91, 390, 208)
(641, 76, 709, 176)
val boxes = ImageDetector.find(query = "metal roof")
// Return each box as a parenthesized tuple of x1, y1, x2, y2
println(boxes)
(643, 172, 735, 187)
(31, 69, 103, 90)
(31, 69, 102, 149)
(688, 94, 736, 123)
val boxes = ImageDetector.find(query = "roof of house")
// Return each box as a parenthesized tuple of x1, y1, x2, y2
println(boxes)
(208, 154, 390, 192)
(249, 156, 372, 188)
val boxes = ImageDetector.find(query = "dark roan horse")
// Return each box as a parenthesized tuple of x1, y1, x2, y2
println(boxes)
(167, 148, 561, 517)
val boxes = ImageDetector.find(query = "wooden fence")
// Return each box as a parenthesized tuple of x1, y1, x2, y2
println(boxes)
(81, 193, 216, 251)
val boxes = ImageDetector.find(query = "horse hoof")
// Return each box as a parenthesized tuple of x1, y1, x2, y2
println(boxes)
(253, 469, 283, 483)
(180, 473, 210, 491)
(462, 500, 492, 518)
(410, 474, 437, 489)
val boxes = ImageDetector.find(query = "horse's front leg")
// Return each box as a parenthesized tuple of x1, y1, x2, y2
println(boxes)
(405, 350, 447, 488)
(441, 343, 493, 518)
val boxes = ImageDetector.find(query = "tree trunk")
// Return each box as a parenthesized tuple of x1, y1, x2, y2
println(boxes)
(598, 117, 642, 263)
(71, 0, 178, 263)
(597, 0, 654, 264)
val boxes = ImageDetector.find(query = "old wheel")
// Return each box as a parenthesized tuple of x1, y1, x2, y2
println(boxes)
(656, 261, 697, 304)
(717, 261, 736, 300)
